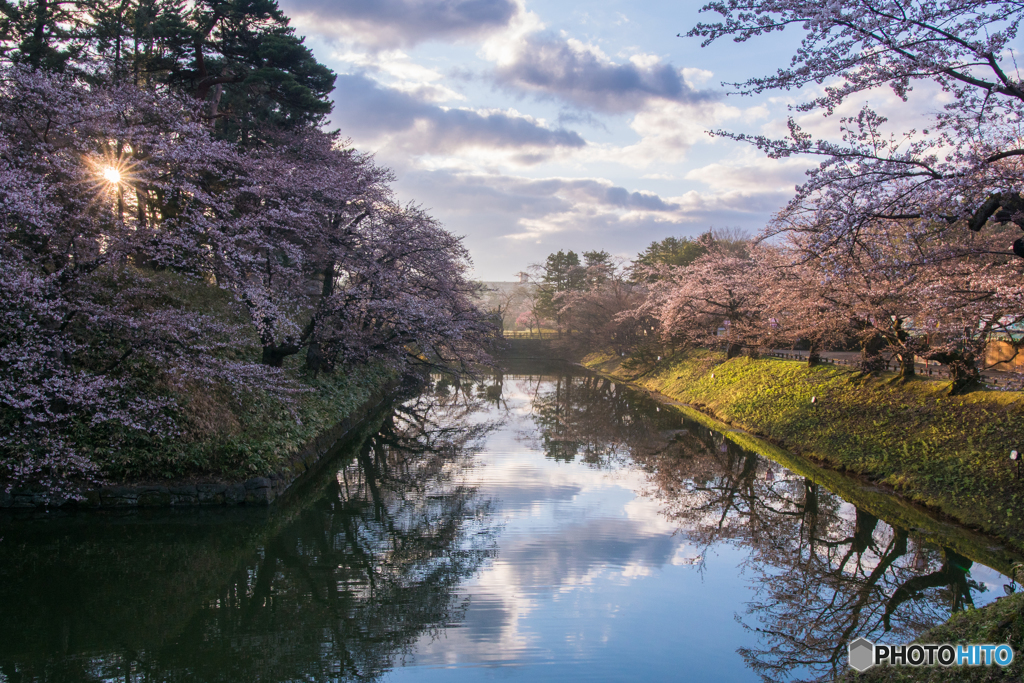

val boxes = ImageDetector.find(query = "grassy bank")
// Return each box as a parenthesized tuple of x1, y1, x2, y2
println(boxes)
(93, 362, 398, 482)
(582, 349, 1024, 551)
(840, 591, 1024, 682)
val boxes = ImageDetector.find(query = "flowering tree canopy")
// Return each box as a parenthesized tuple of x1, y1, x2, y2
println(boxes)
(0, 66, 273, 496)
(0, 60, 489, 498)
(689, 0, 1024, 258)
(633, 241, 768, 358)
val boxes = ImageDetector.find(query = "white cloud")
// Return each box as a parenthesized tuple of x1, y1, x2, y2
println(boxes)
(684, 152, 813, 193)
(281, 0, 521, 48)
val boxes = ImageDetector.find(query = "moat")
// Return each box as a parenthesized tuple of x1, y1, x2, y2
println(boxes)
(0, 363, 1015, 683)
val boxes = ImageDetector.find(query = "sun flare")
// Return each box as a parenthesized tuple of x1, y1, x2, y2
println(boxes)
(102, 166, 122, 184)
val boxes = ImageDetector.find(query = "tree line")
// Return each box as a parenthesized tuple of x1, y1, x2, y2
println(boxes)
(511, 0, 1024, 396)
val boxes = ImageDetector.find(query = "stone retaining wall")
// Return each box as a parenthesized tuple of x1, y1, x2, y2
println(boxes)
(0, 378, 405, 510)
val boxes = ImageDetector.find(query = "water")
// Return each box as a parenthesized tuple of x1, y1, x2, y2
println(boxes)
(0, 364, 1018, 683)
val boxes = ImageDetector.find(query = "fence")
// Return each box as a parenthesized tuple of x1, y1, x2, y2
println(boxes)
(502, 330, 561, 339)
(767, 351, 1024, 391)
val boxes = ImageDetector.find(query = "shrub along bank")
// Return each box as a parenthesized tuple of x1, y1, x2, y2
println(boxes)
(582, 349, 1024, 551)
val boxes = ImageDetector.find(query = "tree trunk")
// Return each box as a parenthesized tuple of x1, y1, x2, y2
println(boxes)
(898, 352, 916, 379)
(303, 259, 336, 374)
(927, 350, 980, 395)
(726, 342, 742, 359)
(305, 340, 326, 375)
(262, 342, 299, 367)
(806, 341, 820, 367)
(946, 356, 980, 395)
(859, 333, 886, 373)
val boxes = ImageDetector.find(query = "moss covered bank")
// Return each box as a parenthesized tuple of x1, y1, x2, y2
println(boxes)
(2, 363, 401, 508)
(583, 349, 1024, 550)
(583, 349, 1024, 681)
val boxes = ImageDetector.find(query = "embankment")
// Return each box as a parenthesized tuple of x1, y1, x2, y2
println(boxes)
(839, 591, 1024, 682)
(582, 349, 1024, 552)
(1, 366, 406, 510)
(584, 349, 1024, 681)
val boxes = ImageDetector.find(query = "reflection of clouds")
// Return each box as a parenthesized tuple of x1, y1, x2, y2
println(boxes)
(493, 516, 678, 589)
(620, 562, 652, 580)
(671, 543, 704, 567)
(473, 461, 583, 512)
(622, 496, 679, 535)
(969, 564, 1013, 594)
(404, 380, 689, 667)
(396, 373, 1015, 680)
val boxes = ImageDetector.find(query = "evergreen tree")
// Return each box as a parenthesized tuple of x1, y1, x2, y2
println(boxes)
(1, 0, 336, 144)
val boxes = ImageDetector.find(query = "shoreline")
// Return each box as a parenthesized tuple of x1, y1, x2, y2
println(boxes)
(580, 348, 1024, 555)
(0, 375, 408, 511)
(577, 347, 1024, 681)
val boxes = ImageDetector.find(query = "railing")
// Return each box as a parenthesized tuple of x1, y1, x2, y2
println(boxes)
(767, 351, 1024, 391)
(502, 330, 561, 339)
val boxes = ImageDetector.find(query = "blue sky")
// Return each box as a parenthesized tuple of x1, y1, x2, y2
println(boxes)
(274, 0, 826, 279)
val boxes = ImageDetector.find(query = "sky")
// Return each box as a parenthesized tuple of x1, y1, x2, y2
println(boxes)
(271, 0, 863, 279)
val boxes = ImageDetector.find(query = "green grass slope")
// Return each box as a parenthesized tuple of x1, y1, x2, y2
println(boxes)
(583, 349, 1024, 551)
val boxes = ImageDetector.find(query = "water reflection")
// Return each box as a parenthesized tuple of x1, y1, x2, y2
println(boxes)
(0, 388, 500, 683)
(517, 371, 1008, 682)
(0, 367, 1016, 683)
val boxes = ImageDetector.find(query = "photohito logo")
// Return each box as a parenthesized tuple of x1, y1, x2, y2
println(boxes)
(848, 638, 1014, 672)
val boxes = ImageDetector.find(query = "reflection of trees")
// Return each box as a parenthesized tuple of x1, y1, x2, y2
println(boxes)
(517, 371, 994, 683)
(160, 396, 499, 682)
(518, 372, 680, 466)
(0, 369, 1005, 683)
(641, 429, 987, 683)
(0, 389, 501, 683)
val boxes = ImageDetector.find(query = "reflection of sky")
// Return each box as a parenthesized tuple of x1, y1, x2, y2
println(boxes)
(386, 379, 761, 682)
(385, 376, 1013, 682)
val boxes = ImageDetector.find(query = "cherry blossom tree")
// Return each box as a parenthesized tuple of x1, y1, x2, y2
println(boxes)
(635, 241, 769, 358)
(301, 201, 492, 374)
(917, 250, 1024, 392)
(0, 64, 490, 499)
(515, 310, 540, 335)
(751, 249, 857, 366)
(761, 218, 1024, 391)
(689, 0, 1024, 259)
(0, 65, 285, 498)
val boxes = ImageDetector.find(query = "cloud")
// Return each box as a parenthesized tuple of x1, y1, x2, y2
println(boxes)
(332, 49, 465, 103)
(391, 168, 713, 276)
(279, 0, 519, 48)
(383, 149, 797, 279)
(684, 154, 813, 193)
(400, 170, 681, 217)
(330, 73, 586, 155)
(488, 33, 719, 113)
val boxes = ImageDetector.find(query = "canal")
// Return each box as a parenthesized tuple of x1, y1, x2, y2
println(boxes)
(0, 363, 1018, 682)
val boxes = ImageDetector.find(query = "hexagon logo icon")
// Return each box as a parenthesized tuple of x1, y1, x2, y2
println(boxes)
(848, 637, 876, 672)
